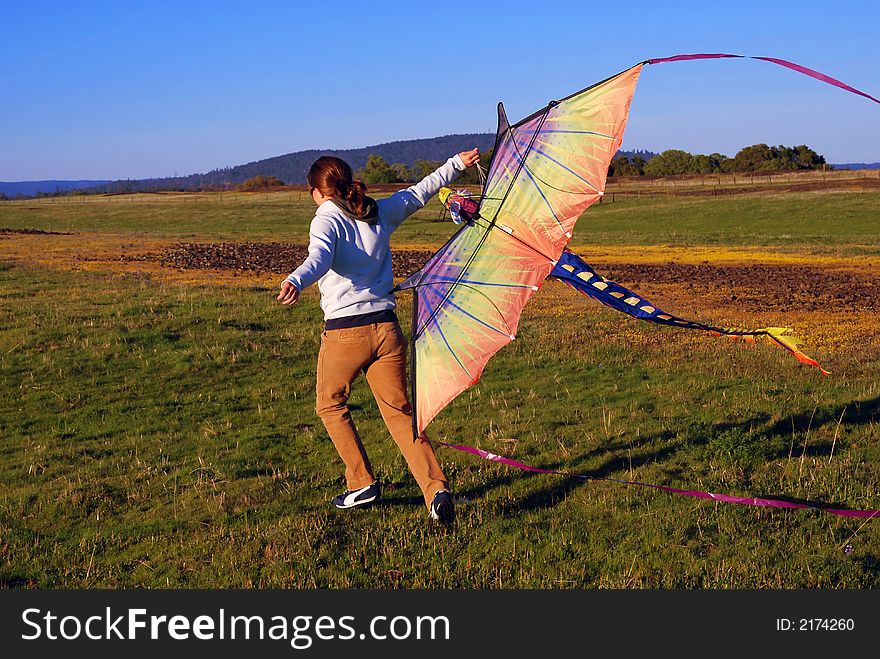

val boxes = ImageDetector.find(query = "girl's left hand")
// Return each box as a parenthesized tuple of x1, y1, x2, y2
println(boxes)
(458, 148, 480, 168)
(277, 281, 300, 306)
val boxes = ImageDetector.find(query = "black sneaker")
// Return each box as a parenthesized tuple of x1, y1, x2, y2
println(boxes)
(429, 490, 455, 523)
(333, 482, 380, 509)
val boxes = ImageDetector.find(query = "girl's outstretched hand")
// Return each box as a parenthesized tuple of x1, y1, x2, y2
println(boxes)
(458, 148, 480, 168)
(277, 281, 300, 306)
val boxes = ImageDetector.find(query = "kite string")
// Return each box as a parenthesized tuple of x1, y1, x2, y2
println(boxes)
(476, 161, 487, 189)
(431, 439, 880, 519)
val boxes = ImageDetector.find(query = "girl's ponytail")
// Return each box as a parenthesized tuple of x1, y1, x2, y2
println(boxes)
(344, 179, 367, 216)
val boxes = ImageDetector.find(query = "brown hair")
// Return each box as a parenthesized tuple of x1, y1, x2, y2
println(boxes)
(307, 156, 367, 215)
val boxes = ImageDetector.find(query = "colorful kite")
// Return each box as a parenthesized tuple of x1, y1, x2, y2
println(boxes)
(397, 54, 876, 435)
(392, 54, 879, 516)
(396, 64, 644, 435)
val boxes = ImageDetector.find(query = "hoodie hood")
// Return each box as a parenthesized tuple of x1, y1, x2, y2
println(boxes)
(329, 195, 379, 224)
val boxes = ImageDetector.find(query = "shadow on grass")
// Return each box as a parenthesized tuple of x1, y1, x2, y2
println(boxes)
(855, 554, 880, 576)
(376, 494, 425, 509)
(0, 576, 37, 589)
(764, 395, 880, 438)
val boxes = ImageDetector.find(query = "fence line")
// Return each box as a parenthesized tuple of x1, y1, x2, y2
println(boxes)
(2, 170, 878, 206)
(606, 168, 880, 192)
(0, 191, 316, 206)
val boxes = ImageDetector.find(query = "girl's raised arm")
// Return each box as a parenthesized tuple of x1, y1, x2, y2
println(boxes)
(378, 149, 479, 231)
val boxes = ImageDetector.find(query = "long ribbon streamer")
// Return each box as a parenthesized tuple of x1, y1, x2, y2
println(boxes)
(551, 250, 830, 375)
(646, 53, 880, 104)
(435, 440, 880, 518)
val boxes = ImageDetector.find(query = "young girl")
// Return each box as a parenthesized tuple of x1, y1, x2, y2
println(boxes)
(277, 148, 480, 523)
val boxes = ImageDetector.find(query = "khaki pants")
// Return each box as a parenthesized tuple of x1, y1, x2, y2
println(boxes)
(315, 320, 448, 508)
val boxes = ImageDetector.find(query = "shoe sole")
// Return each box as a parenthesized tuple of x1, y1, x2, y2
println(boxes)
(334, 494, 378, 510)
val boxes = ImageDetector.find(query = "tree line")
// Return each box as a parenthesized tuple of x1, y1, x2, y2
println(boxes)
(2, 142, 833, 200)
(238, 155, 492, 190)
(351, 143, 828, 184)
(610, 144, 828, 177)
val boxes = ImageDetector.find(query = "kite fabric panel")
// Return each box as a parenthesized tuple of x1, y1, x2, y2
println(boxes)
(479, 65, 644, 260)
(551, 250, 829, 375)
(396, 219, 553, 436)
(396, 64, 644, 435)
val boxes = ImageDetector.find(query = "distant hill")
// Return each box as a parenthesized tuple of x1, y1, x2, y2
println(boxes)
(832, 162, 880, 170)
(0, 180, 111, 197)
(62, 138, 656, 195)
(2, 138, 658, 198)
(80, 134, 499, 194)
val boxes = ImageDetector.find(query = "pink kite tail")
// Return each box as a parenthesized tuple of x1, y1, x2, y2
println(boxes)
(434, 440, 880, 519)
(753, 56, 880, 104)
(646, 53, 880, 104)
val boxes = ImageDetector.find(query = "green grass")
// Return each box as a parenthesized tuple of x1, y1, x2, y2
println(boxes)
(572, 192, 880, 254)
(2, 189, 879, 587)
(1, 255, 878, 588)
(3, 189, 880, 255)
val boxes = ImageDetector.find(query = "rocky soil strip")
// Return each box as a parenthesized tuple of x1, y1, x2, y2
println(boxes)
(109, 241, 878, 313)
(600, 262, 877, 313)
(115, 242, 433, 280)
(0, 228, 74, 235)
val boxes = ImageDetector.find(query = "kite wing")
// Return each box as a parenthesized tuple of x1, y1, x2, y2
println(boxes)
(396, 64, 643, 435)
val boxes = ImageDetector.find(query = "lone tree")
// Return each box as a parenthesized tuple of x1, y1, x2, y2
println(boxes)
(411, 159, 443, 180)
(355, 155, 418, 185)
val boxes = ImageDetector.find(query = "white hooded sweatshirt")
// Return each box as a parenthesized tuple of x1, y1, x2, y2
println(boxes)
(285, 154, 465, 321)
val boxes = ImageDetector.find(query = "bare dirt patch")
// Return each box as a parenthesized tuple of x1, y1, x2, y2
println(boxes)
(3, 233, 876, 351)
(110, 241, 434, 280)
(111, 241, 879, 314)
(0, 227, 74, 235)
(601, 262, 878, 313)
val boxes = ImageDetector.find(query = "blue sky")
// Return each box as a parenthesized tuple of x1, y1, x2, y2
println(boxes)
(2, 0, 878, 180)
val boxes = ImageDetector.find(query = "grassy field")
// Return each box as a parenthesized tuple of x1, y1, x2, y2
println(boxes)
(1, 189, 879, 588)
(3, 188, 880, 254)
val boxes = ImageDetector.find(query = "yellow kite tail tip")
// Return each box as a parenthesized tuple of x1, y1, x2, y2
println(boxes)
(438, 187, 452, 206)
(762, 328, 830, 376)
